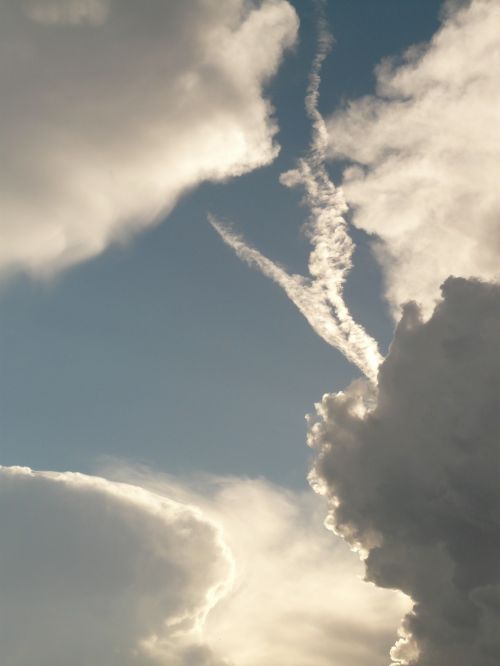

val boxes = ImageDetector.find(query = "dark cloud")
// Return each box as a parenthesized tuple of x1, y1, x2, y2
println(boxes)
(309, 278, 500, 665)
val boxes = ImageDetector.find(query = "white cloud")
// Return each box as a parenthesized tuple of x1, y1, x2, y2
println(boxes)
(0, 464, 409, 666)
(0, 0, 297, 277)
(110, 468, 410, 666)
(0, 465, 233, 666)
(309, 278, 500, 665)
(327, 0, 500, 316)
(202, 478, 409, 666)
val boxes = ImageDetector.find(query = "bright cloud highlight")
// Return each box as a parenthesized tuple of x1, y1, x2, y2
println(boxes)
(0, 465, 409, 666)
(0, 465, 233, 665)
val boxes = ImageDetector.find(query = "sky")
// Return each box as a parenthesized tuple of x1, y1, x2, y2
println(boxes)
(1, 1, 499, 665)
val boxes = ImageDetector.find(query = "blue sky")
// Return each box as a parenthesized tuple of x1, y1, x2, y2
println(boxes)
(0, 0, 442, 485)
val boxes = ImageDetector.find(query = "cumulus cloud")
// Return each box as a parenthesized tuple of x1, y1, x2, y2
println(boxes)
(0, 466, 233, 666)
(327, 0, 500, 316)
(0, 464, 409, 666)
(202, 478, 409, 666)
(109, 468, 409, 666)
(309, 278, 500, 665)
(0, 0, 297, 276)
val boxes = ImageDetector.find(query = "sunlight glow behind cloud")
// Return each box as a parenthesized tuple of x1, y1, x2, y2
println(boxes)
(327, 0, 500, 317)
(0, 465, 409, 666)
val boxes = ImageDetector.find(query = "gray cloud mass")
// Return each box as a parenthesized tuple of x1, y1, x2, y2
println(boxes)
(309, 277, 500, 665)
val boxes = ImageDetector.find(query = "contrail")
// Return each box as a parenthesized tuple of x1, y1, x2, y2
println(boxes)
(209, 8, 383, 383)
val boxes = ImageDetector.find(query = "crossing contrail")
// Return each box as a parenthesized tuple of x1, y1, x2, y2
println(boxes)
(209, 10, 383, 383)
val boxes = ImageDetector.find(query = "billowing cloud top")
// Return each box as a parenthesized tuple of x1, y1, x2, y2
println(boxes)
(0, 0, 297, 276)
(327, 0, 500, 316)
(0, 465, 408, 666)
(0, 465, 233, 665)
(309, 278, 500, 665)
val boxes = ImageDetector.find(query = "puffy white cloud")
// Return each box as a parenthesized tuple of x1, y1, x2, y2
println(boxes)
(0, 465, 233, 666)
(0, 0, 297, 276)
(112, 468, 410, 666)
(202, 478, 409, 666)
(0, 464, 409, 666)
(309, 278, 500, 665)
(327, 0, 500, 316)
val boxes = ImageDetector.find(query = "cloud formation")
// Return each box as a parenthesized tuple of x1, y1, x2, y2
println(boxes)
(0, 465, 408, 666)
(0, 0, 297, 276)
(309, 278, 500, 665)
(210, 15, 382, 381)
(0, 466, 233, 666)
(327, 0, 500, 316)
(125, 473, 410, 666)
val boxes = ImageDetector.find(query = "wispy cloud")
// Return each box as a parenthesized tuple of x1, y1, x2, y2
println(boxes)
(210, 11, 382, 382)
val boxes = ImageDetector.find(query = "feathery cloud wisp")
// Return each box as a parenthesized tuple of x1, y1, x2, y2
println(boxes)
(210, 15, 382, 382)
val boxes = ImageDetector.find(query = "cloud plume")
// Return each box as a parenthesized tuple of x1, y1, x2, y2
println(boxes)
(0, 0, 297, 277)
(308, 278, 500, 665)
(327, 0, 500, 317)
(210, 13, 382, 382)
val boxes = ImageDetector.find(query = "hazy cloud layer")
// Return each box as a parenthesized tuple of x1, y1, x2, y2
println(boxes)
(327, 0, 500, 316)
(0, 0, 297, 276)
(309, 278, 500, 665)
(0, 466, 232, 666)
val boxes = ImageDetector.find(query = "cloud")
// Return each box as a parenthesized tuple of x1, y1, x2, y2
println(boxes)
(209, 212, 382, 381)
(0, 466, 233, 666)
(327, 0, 500, 317)
(0, 0, 297, 277)
(109, 468, 410, 666)
(0, 464, 409, 666)
(308, 277, 500, 665)
(210, 15, 382, 382)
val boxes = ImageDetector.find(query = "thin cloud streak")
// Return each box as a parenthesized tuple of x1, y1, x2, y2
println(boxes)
(209, 12, 382, 382)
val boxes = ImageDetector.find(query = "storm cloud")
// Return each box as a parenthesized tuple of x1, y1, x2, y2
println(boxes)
(309, 278, 500, 665)
(327, 0, 500, 316)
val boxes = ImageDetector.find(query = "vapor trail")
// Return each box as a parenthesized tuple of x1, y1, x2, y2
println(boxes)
(209, 8, 383, 382)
